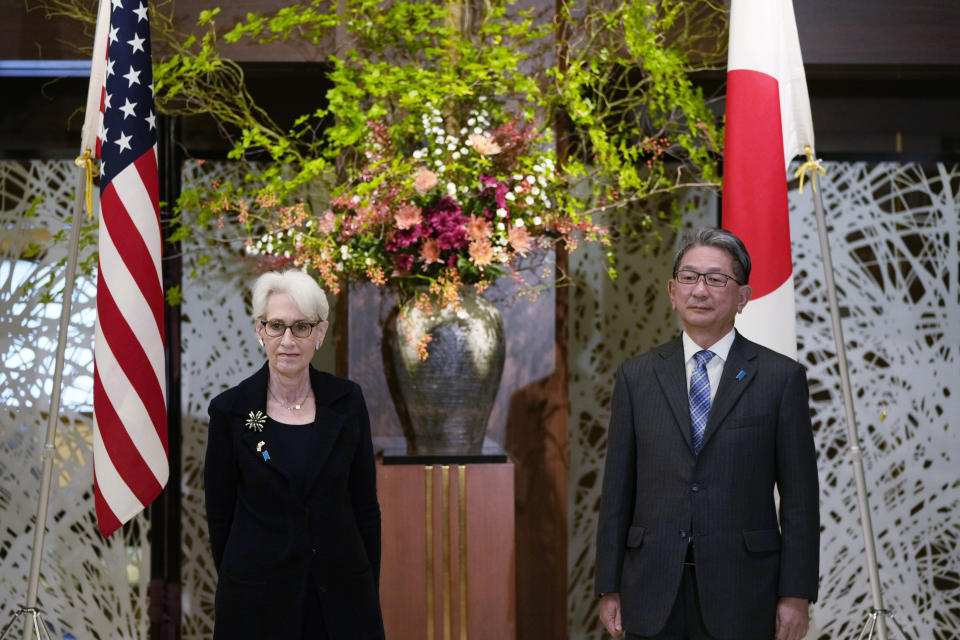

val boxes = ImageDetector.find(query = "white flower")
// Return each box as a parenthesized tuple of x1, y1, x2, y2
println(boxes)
(525, 175, 534, 184)
(365, 257, 374, 265)
(514, 218, 526, 227)
(525, 196, 535, 205)
(496, 207, 508, 218)
(497, 222, 506, 231)
(351, 195, 360, 203)
(533, 216, 543, 225)
(531, 187, 541, 196)
(452, 151, 461, 160)
(506, 192, 515, 201)
(447, 182, 457, 195)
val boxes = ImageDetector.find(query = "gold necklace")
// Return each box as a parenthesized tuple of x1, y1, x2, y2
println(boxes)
(268, 384, 310, 411)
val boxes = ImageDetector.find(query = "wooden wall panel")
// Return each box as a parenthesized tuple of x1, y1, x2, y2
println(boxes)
(377, 462, 515, 640)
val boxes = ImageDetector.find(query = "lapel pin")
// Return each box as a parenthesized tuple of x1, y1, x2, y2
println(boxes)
(245, 410, 266, 432)
(736, 370, 746, 381)
(256, 440, 270, 461)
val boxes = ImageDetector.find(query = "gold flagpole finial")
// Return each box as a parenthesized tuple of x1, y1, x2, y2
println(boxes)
(793, 145, 826, 195)
(74, 149, 99, 221)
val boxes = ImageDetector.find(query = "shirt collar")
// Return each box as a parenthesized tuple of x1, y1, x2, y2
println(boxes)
(681, 328, 736, 364)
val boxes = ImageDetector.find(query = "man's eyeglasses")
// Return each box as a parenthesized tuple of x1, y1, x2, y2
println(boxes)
(674, 269, 742, 288)
(260, 319, 320, 338)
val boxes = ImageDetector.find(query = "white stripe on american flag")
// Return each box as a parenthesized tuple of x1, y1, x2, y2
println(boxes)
(113, 160, 163, 266)
(98, 213, 166, 393)
(92, 415, 149, 524)
(94, 320, 168, 483)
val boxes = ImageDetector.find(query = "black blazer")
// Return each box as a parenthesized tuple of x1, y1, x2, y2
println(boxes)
(204, 364, 385, 640)
(595, 332, 819, 639)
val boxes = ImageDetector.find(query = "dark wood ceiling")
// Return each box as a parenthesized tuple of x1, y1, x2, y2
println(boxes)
(3, 0, 960, 158)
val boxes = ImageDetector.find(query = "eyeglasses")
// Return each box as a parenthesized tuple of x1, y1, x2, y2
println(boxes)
(674, 269, 742, 288)
(260, 319, 320, 338)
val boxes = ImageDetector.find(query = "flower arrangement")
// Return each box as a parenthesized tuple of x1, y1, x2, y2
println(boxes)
(238, 101, 607, 303)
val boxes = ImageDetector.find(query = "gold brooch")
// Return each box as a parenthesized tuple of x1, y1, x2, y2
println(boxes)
(245, 410, 267, 432)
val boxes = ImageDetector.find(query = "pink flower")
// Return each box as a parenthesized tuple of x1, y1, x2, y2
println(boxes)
(469, 133, 502, 156)
(508, 225, 533, 255)
(413, 167, 439, 194)
(394, 202, 422, 230)
(423, 196, 468, 250)
(394, 253, 414, 272)
(466, 215, 492, 241)
(469, 237, 495, 266)
(420, 238, 441, 264)
(318, 209, 337, 233)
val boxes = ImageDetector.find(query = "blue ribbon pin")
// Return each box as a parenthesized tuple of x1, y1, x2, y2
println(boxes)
(736, 370, 746, 381)
(256, 440, 270, 461)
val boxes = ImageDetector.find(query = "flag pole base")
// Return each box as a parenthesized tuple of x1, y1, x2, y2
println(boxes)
(0, 606, 53, 640)
(857, 608, 912, 640)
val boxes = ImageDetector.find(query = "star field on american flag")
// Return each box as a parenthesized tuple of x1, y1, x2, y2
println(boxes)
(100, 0, 156, 184)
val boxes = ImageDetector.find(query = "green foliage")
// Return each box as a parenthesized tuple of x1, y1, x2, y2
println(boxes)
(36, 0, 727, 295)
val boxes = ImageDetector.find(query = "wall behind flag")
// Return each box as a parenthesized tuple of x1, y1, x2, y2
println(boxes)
(0, 159, 150, 638)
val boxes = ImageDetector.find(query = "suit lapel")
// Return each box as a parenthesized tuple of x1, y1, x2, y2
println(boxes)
(699, 332, 757, 451)
(653, 337, 695, 452)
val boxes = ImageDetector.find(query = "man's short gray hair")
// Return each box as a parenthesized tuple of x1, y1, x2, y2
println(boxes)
(251, 270, 329, 322)
(672, 227, 751, 284)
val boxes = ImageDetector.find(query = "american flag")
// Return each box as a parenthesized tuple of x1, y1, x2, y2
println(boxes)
(88, 0, 168, 537)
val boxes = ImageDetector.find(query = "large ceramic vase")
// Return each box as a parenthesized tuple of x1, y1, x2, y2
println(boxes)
(382, 289, 505, 455)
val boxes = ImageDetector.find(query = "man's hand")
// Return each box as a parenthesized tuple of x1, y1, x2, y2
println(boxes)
(776, 596, 810, 640)
(599, 592, 624, 638)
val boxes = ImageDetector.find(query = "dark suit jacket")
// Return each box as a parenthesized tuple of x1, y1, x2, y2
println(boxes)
(595, 332, 819, 639)
(205, 364, 385, 640)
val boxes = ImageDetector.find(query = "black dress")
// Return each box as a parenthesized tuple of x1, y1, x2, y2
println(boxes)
(266, 417, 330, 640)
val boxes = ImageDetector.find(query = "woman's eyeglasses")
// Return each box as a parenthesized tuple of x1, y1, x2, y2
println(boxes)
(260, 319, 320, 338)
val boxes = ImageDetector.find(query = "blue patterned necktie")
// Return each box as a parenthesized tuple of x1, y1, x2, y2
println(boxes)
(689, 350, 715, 454)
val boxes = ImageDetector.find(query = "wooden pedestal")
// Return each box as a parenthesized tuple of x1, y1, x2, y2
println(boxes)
(377, 460, 516, 640)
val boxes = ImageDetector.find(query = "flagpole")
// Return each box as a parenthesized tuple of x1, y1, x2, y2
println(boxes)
(805, 159, 909, 640)
(11, 170, 86, 640)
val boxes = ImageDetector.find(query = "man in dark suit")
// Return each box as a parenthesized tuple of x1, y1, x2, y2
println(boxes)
(595, 227, 819, 640)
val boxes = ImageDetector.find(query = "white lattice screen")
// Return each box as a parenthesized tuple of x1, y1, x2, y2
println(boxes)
(568, 161, 960, 639)
(0, 160, 150, 640)
(2, 159, 956, 639)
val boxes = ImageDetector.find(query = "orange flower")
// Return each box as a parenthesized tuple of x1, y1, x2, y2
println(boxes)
(413, 167, 439, 194)
(394, 202, 423, 230)
(469, 237, 495, 266)
(466, 214, 492, 241)
(508, 225, 534, 255)
(469, 133, 502, 156)
(420, 238, 441, 264)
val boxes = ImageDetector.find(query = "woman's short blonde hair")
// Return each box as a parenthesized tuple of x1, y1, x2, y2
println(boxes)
(251, 270, 329, 322)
